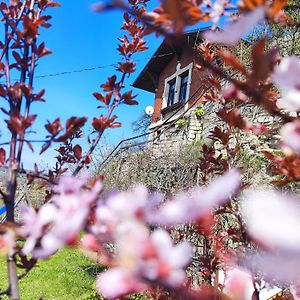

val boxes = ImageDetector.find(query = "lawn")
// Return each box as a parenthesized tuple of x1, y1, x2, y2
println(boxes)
(0, 247, 103, 300)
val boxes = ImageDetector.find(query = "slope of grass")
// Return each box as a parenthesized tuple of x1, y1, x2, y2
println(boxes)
(0, 247, 103, 300)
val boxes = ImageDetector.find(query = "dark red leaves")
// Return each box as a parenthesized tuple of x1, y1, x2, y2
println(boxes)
(101, 75, 117, 92)
(35, 42, 52, 58)
(92, 115, 122, 132)
(263, 151, 300, 185)
(93, 92, 112, 106)
(42, 117, 87, 154)
(217, 108, 248, 130)
(117, 36, 148, 57)
(217, 50, 247, 75)
(0, 84, 7, 97)
(6, 114, 36, 135)
(122, 90, 138, 105)
(38, 0, 61, 10)
(8, 83, 23, 101)
(45, 118, 62, 137)
(55, 117, 87, 142)
(118, 61, 136, 74)
(210, 127, 230, 146)
(73, 144, 82, 161)
(251, 39, 279, 82)
(146, 0, 204, 34)
(32, 89, 46, 102)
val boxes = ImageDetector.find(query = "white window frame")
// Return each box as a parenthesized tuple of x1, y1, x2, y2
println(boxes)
(162, 62, 193, 110)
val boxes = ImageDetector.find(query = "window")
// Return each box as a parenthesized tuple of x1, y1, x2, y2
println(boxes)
(167, 79, 176, 106)
(162, 62, 192, 110)
(179, 72, 189, 102)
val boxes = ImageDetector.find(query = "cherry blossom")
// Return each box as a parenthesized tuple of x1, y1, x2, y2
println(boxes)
(96, 225, 192, 298)
(277, 89, 300, 112)
(20, 203, 57, 256)
(273, 56, 300, 112)
(21, 175, 102, 258)
(273, 56, 300, 91)
(245, 251, 300, 284)
(91, 185, 163, 241)
(242, 188, 300, 251)
(151, 169, 240, 226)
(223, 267, 254, 300)
(281, 120, 300, 154)
(0, 228, 16, 256)
(291, 284, 300, 300)
(204, 7, 265, 45)
(96, 267, 145, 298)
(241, 188, 300, 284)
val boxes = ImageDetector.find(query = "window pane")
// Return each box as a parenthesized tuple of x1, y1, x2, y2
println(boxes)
(179, 72, 189, 102)
(167, 80, 176, 106)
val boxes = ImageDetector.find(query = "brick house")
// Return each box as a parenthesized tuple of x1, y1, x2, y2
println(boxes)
(132, 28, 228, 149)
(132, 28, 277, 152)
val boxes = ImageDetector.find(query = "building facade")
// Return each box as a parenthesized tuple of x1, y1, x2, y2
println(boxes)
(133, 29, 279, 154)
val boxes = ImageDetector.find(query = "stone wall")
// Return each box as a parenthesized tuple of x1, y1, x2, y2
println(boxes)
(150, 101, 280, 157)
(0, 167, 47, 222)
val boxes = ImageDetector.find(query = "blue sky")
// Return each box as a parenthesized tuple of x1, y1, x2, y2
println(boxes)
(1, 0, 215, 169)
(7, 0, 162, 168)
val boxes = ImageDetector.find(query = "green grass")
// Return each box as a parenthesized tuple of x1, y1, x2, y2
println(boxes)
(0, 247, 104, 300)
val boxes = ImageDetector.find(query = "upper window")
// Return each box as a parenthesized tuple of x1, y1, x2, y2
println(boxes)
(167, 79, 176, 106)
(163, 63, 192, 109)
(179, 72, 189, 102)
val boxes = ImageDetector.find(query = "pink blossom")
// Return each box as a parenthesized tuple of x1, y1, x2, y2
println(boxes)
(277, 89, 300, 112)
(204, 7, 265, 45)
(92, 185, 163, 240)
(273, 56, 300, 91)
(21, 175, 102, 258)
(52, 174, 89, 194)
(21, 203, 57, 256)
(140, 229, 192, 286)
(151, 169, 240, 226)
(92, 186, 149, 240)
(291, 284, 300, 300)
(97, 226, 192, 297)
(281, 120, 300, 154)
(96, 268, 145, 298)
(242, 188, 300, 251)
(0, 229, 15, 256)
(223, 267, 254, 300)
(245, 251, 300, 284)
(273, 56, 300, 111)
(242, 188, 300, 284)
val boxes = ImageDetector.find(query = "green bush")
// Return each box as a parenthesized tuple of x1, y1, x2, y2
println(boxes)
(195, 108, 205, 118)
(176, 118, 188, 127)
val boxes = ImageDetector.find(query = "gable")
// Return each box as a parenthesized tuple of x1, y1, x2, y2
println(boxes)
(132, 27, 211, 93)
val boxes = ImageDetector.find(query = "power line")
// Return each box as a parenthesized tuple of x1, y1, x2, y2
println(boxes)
(35, 52, 174, 79)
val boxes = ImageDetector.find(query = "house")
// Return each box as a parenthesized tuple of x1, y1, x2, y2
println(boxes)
(132, 28, 277, 153)
(132, 28, 215, 148)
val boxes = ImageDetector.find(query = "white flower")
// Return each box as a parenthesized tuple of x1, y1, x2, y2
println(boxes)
(204, 7, 265, 45)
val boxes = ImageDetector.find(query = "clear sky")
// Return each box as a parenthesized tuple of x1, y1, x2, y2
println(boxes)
(3, 0, 162, 168)
(1, 1, 217, 169)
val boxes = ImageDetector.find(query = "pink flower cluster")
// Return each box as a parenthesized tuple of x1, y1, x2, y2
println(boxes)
(273, 56, 300, 112)
(272, 56, 300, 155)
(20, 169, 241, 297)
(96, 225, 192, 298)
(241, 188, 300, 284)
(204, 6, 265, 45)
(88, 169, 240, 297)
(20, 175, 102, 258)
